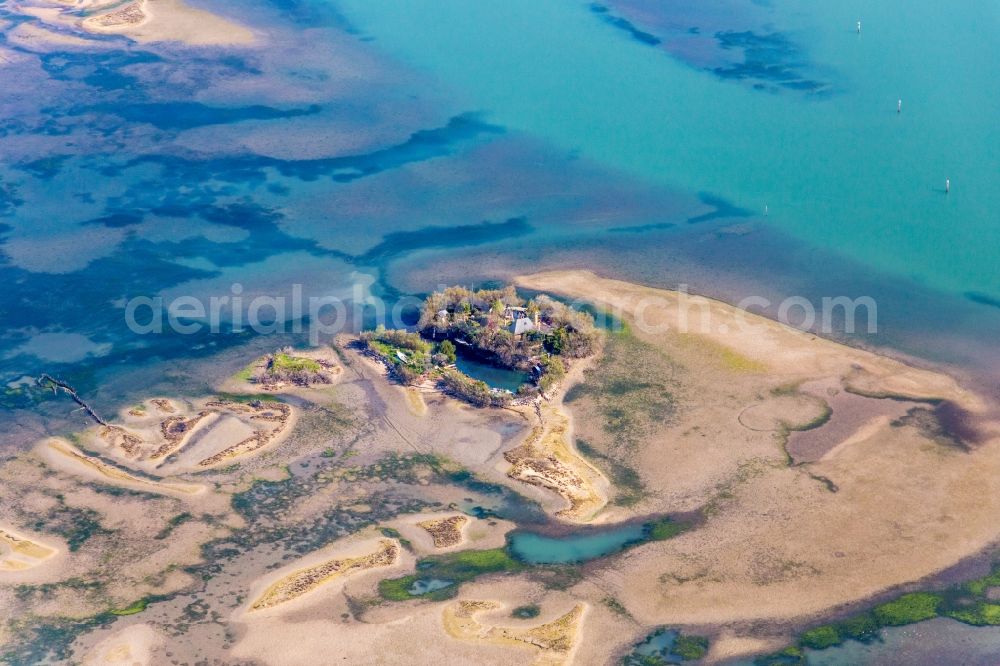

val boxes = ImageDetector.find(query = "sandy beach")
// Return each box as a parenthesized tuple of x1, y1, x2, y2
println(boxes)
(503, 399, 610, 523)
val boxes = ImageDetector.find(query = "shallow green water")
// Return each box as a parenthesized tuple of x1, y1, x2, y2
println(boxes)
(337, 0, 1000, 298)
(407, 578, 454, 595)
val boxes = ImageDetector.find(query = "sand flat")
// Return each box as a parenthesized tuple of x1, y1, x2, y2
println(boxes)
(515, 271, 1000, 634)
(391, 512, 515, 554)
(8, 22, 107, 50)
(82, 623, 162, 666)
(89, 396, 296, 473)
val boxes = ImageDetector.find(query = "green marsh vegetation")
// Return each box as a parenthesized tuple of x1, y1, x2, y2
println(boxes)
(378, 548, 525, 601)
(565, 330, 680, 506)
(377, 515, 689, 603)
(270, 352, 321, 373)
(601, 596, 632, 619)
(1, 592, 169, 664)
(250, 348, 332, 386)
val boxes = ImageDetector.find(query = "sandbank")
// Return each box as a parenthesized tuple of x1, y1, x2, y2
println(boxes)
(0, 527, 58, 573)
(40, 438, 205, 497)
(82, 623, 163, 666)
(247, 537, 401, 613)
(443, 600, 587, 665)
(81, 0, 256, 46)
(504, 399, 609, 523)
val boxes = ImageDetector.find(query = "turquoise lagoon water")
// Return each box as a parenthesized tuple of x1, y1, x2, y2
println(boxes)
(337, 0, 1000, 298)
(508, 522, 646, 564)
(337, 0, 1000, 374)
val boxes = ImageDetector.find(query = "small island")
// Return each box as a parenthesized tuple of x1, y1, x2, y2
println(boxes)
(360, 285, 600, 407)
(243, 347, 341, 390)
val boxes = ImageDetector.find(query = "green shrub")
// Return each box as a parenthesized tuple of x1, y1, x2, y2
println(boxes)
(673, 634, 709, 660)
(799, 624, 841, 650)
(945, 602, 1000, 626)
(873, 593, 942, 626)
(438, 340, 457, 364)
(361, 326, 432, 352)
(538, 355, 566, 393)
(439, 368, 510, 407)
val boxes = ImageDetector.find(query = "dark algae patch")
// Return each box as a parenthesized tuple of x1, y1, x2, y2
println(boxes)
(891, 403, 981, 451)
(511, 604, 541, 619)
(590, 3, 662, 46)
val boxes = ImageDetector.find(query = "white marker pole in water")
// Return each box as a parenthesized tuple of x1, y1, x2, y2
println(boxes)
(857, 20, 862, 33)
(946, 178, 950, 194)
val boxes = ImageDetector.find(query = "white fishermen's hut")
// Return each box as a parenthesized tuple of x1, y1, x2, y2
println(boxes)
(510, 317, 536, 336)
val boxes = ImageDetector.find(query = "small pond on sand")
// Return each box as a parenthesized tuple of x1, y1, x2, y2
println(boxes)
(507, 522, 648, 565)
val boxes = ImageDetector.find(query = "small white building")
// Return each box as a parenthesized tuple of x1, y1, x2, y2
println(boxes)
(510, 317, 536, 336)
